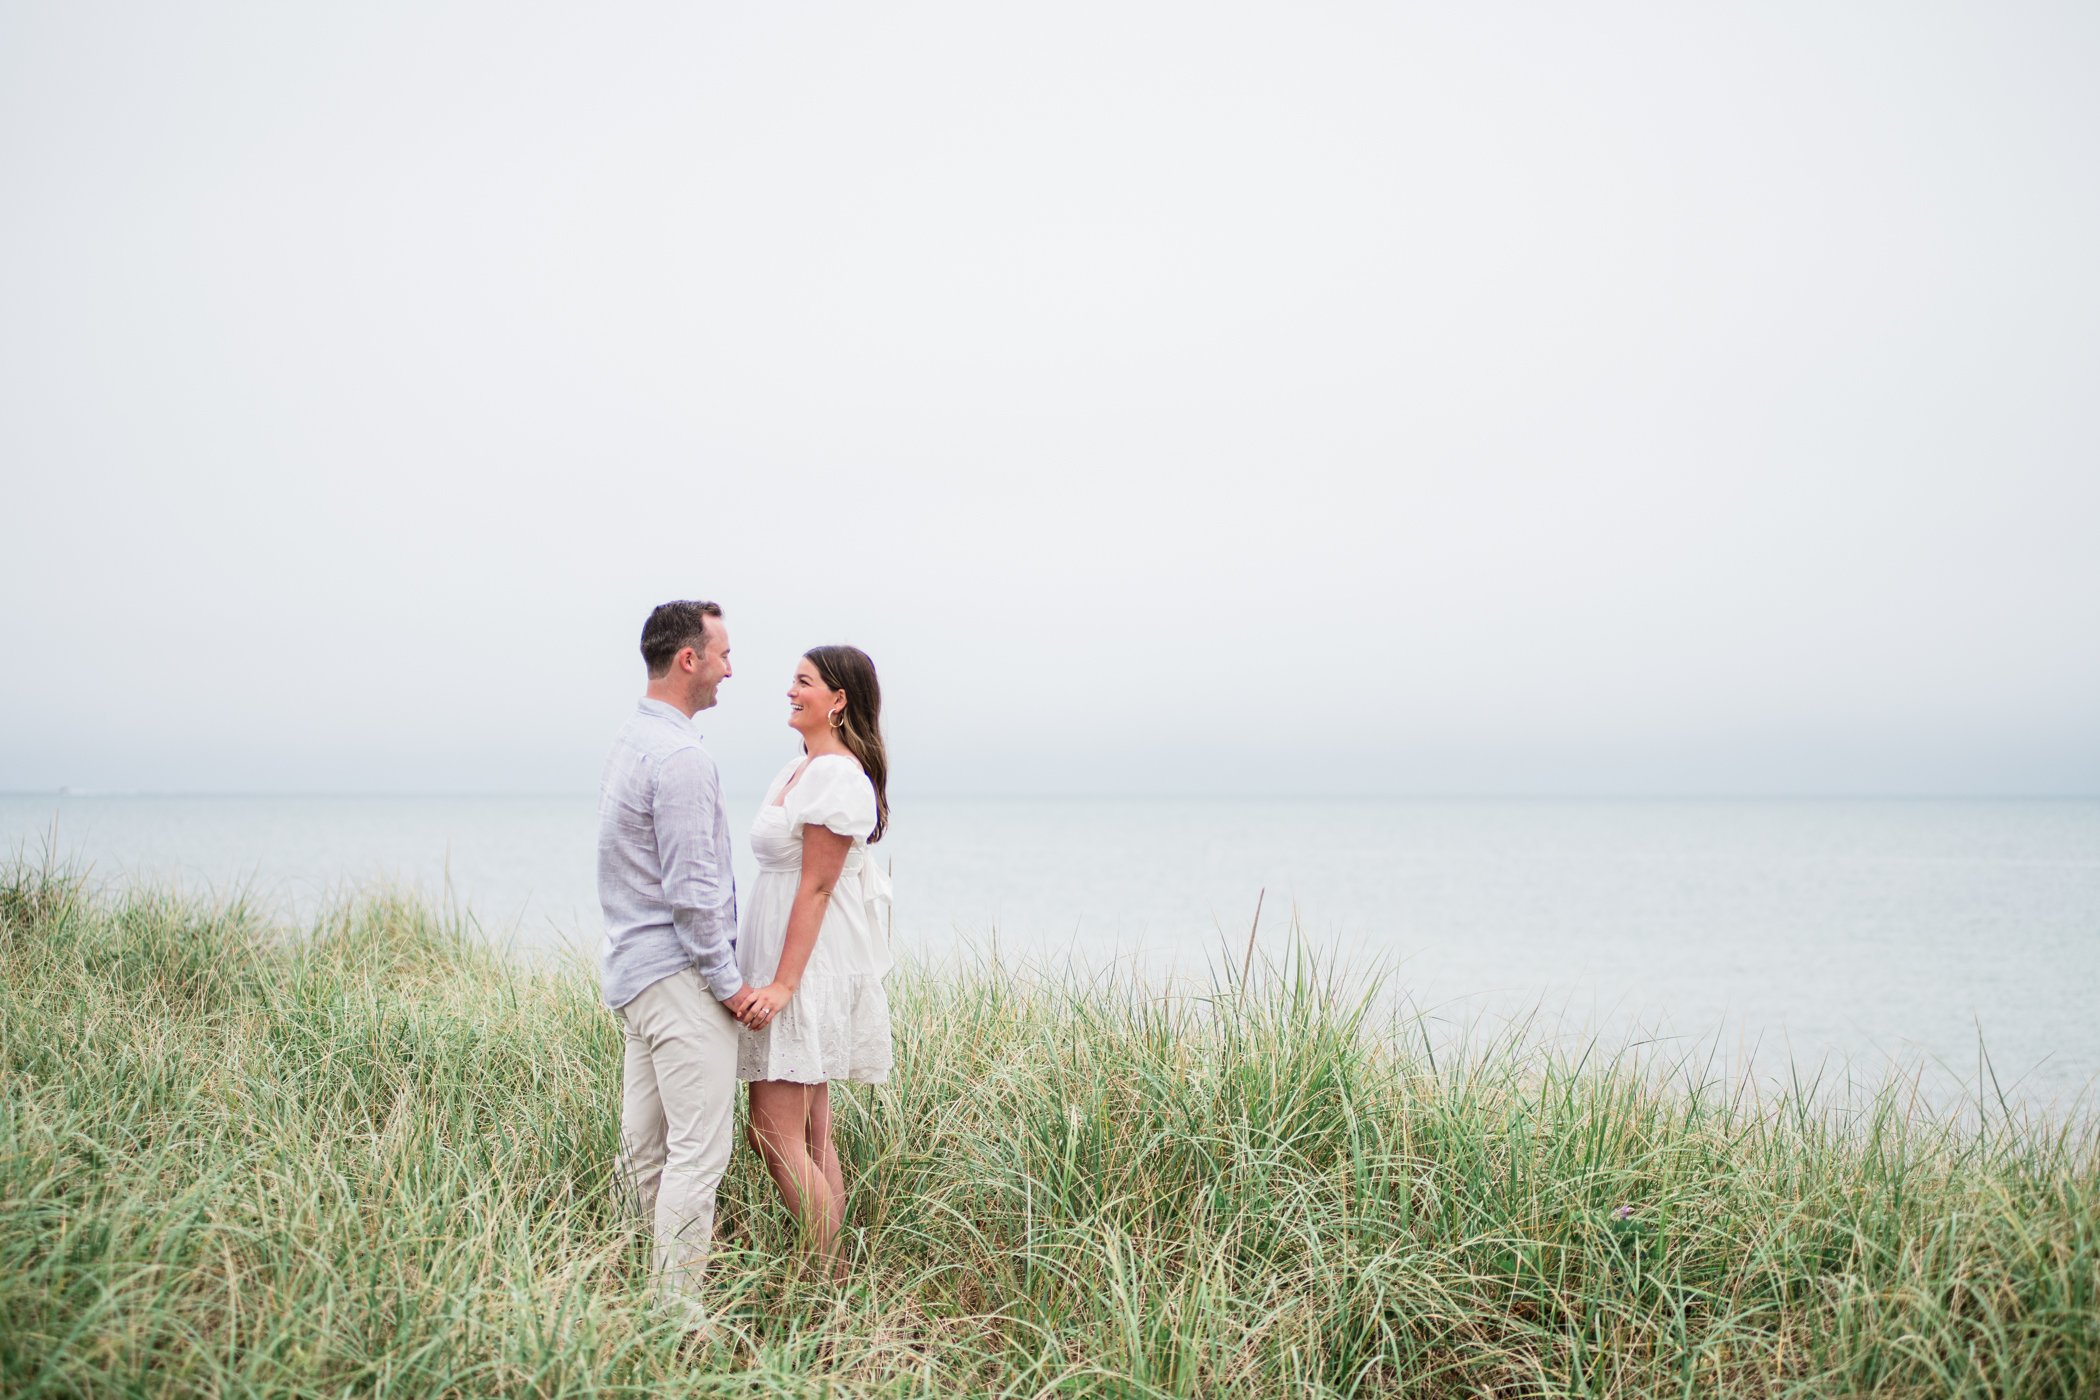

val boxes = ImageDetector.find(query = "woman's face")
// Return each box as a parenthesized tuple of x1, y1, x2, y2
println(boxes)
(786, 658, 845, 740)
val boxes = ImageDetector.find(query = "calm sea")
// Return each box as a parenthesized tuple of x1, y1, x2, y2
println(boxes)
(6, 794, 2096, 1117)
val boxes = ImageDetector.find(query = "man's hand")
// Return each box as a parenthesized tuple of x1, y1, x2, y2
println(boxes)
(721, 984, 758, 1020)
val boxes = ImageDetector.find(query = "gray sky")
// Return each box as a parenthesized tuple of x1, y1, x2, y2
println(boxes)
(3, 1, 2096, 797)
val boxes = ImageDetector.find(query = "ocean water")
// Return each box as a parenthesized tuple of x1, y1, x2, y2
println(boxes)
(6, 793, 2096, 1116)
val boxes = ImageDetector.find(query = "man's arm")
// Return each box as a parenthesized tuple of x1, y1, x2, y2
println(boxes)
(652, 747, 748, 1007)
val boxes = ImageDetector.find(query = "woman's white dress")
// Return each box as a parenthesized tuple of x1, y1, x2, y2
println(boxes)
(735, 753, 894, 1085)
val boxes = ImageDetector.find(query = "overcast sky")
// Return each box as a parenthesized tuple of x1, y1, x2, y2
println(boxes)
(3, 1, 2095, 797)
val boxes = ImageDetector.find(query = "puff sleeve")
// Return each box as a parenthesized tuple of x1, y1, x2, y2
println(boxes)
(787, 755, 877, 840)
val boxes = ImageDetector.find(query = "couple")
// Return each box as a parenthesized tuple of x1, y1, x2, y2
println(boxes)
(596, 599, 892, 1303)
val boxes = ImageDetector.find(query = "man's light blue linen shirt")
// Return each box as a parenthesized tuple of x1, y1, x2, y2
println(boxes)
(597, 698, 744, 1009)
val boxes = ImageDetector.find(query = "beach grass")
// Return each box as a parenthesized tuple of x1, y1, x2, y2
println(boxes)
(2, 857, 2096, 1398)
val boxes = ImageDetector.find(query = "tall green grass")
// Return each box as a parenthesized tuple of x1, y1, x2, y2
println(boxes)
(2, 857, 2095, 1397)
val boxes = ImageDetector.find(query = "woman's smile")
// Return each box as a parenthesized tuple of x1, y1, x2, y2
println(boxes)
(786, 661, 844, 735)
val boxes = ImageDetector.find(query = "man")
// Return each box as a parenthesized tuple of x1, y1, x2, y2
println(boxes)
(598, 599, 757, 1305)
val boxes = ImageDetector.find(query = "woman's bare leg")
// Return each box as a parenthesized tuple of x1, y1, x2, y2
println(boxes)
(805, 1084, 847, 1269)
(746, 1080, 838, 1260)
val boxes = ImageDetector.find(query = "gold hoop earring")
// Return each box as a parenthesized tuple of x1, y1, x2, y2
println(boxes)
(829, 710, 845, 730)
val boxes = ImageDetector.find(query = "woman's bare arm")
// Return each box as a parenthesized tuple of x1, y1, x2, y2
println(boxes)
(743, 824, 852, 1024)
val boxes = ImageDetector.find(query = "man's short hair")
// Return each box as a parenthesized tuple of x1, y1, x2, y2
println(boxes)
(640, 600, 723, 677)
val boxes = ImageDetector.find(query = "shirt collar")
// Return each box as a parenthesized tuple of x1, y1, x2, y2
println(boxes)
(636, 697, 700, 736)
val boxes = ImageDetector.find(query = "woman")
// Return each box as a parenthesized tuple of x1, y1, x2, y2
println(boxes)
(734, 644, 893, 1266)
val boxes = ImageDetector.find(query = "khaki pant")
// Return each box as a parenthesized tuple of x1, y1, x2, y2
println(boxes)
(615, 966, 740, 1299)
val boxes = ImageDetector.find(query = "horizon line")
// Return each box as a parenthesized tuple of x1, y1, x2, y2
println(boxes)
(5, 788, 2097, 803)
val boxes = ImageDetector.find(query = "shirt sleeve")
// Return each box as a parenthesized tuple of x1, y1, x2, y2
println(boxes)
(788, 755, 877, 839)
(652, 746, 744, 1001)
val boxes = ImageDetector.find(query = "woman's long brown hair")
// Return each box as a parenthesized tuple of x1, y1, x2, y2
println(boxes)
(804, 645, 889, 842)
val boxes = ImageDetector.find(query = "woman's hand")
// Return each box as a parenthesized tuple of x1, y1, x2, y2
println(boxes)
(741, 980, 795, 1030)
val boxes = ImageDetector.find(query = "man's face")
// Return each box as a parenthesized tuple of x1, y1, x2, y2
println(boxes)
(685, 616, 732, 711)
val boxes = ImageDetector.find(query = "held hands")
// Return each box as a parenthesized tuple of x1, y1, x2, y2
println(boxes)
(739, 980, 795, 1030)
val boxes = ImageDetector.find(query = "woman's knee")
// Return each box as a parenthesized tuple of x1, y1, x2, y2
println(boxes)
(747, 1092, 800, 1160)
(748, 1114, 796, 1164)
